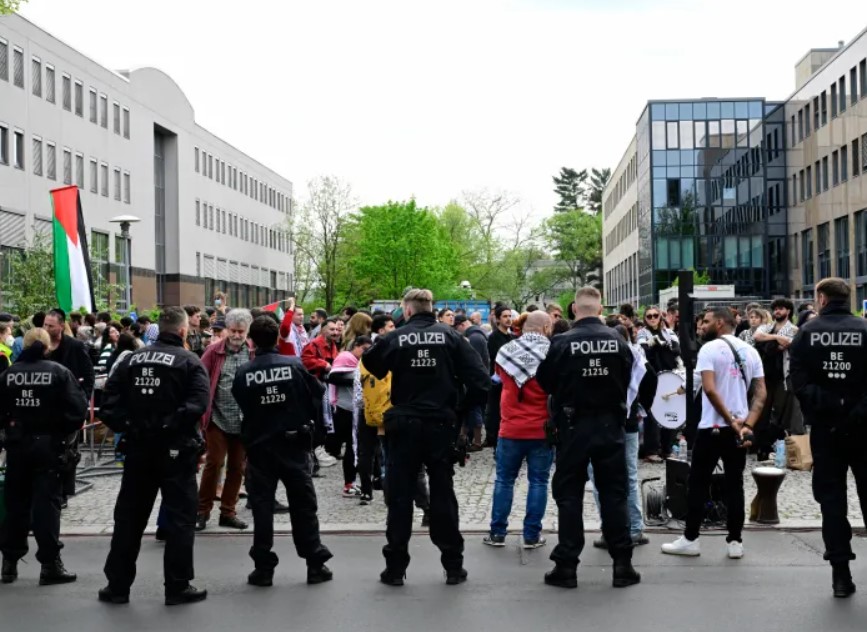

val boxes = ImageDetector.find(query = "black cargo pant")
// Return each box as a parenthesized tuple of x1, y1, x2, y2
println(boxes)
(0, 437, 64, 564)
(103, 442, 198, 594)
(245, 439, 332, 571)
(811, 424, 867, 565)
(551, 413, 632, 569)
(383, 413, 462, 572)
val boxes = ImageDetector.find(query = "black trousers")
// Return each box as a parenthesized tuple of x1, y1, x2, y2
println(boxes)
(383, 414, 462, 572)
(245, 441, 332, 571)
(326, 408, 356, 485)
(485, 382, 503, 446)
(642, 412, 674, 458)
(551, 414, 632, 568)
(683, 427, 746, 542)
(103, 443, 198, 593)
(0, 437, 64, 564)
(810, 425, 867, 565)
(356, 418, 380, 497)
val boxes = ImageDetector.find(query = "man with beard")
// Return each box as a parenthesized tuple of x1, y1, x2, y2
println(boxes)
(485, 305, 515, 448)
(753, 298, 804, 460)
(662, 307, 766, 559)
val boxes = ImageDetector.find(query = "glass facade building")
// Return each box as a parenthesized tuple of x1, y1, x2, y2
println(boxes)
(618, 99, 789, 305)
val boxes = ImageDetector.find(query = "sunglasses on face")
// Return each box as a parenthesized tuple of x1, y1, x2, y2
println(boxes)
(646, 314, 660, 319)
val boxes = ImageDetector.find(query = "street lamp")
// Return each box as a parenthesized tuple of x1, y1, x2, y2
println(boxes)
(109, 214, 141, 313)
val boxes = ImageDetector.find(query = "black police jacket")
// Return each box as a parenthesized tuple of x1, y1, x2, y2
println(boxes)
(362, 312, 491, 418)
(231, 348, 325, 449)
(47, 334, 95, 399)
(100, 332, 210, 445)
(790, 301, 867, 427)
(537, 317, 634, 416)
(0, 348, 88, 439)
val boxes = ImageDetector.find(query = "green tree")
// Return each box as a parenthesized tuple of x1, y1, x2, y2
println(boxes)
(0, 1, 26, 15)
(346, 200, 459, 302)
(486, 247, 564, 311)
(0, 231, 56, 317)
(588, 167, 612, 215)
(552, 167, 588, 213)
(542, 210, 602, 292)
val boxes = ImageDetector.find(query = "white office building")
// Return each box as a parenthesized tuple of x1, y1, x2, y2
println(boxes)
(0, 13, 294, 311)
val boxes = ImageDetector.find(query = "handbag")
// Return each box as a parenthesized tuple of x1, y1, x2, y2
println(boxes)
(785, 434, 813, 471)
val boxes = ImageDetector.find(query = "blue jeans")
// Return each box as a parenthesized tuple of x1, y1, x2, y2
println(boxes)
(588, 431, 642, 539)
(490, 438, 554, 541)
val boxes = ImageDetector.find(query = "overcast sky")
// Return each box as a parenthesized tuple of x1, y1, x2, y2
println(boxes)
(18, 0, 867, 220)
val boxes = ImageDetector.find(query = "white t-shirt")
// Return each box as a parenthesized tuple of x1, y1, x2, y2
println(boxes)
(696, 334, 764, 430)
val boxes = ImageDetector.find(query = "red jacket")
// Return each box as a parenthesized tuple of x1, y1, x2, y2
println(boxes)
(278, 309, 297, 356)
(200, 337, 255, 430)
(495, 365, 547, 440)
(301, 335, 338, 380)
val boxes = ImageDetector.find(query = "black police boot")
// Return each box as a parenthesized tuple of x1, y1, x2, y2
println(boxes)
(307, 564, 333, 585)
(379, 568, 406, 586)
(98, 585, 130, 604)
(612, 560, 641, 588)
(39, 559, 77, 585)
(544, 564, 578, 589)
(247, 568, 274, 587)
(155, 527, 167, 542)
(165, 584, 208, 606)
(195, 514, 208, 532)
(445, 568, 468, 585)
(832, 563, 856, 598)
(1, 558, 18, 584)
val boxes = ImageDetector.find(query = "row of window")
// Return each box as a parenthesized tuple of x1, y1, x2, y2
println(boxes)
(0, 123, 132, 203)
(603, 154, 638, 219)
(194, 147, 289, 214)
(605, 202, 638, 253)
(0, 36, 131, 139)
(792, 134, 867, 203)
(799, 209, 867, 287)
(605, 253, 638, 306)
(790, 59, 867, 147)
(195, 199, 290, 254)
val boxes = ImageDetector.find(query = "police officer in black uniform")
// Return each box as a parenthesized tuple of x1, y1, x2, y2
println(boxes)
(98, 307, 211, 606)
(231, 316, 333, 587)
(790, 277, 867, 598)
(0, 328, 88, 586)
(362, 288, 490, 586)
(536, 287, 641, 589)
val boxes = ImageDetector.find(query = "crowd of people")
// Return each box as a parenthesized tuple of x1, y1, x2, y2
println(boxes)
(0, 278, 866, 603)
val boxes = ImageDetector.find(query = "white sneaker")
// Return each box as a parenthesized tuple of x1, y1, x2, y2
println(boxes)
(315, 446, 338, 467)
(727, 540, 744, 559)
(661, 536, 701, 556)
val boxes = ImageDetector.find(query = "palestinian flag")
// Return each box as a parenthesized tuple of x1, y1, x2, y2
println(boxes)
(50, 186, 96, 314)
(263, 301, 285, 320)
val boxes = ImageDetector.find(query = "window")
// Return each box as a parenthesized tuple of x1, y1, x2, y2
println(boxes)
(122, 107, 129, 139)
(842, 145, 849, 182)
(815, 161, 821, 194)
(99, 94, 108, 128)
(90, 231, 110, 307)
(863, 133, 867, 172)
(666, 121, 678, 149)
(12, 47, 23, 88)
(221, 161, 226, 184)
(852, 67, 859, 105)
(799, 169, 805, 201)
(46, 142, 55, 180)
(857, 211, 867, 276)
(836, 216, 850, 279)
(89, 158, 98, 193)
(75, 153, 84, 188)
(805, 103, 811, 137)
(0, 125, 7, 165)
(802, 230, 814, 285)
(818, 223, 831, 279)
(114, 234, 129, 311)
(113, 167, 121, 200)
(123, 171, 130, 203)
(62, 74, 71, 110)
(209, 205, 214, 230)
(813, 96, 820, 130)
(820, 90, 827, 126)
(31, 57, 41, 97)
(832, 150, 840, 186)
(89, 88, 97, 123)
(831, 83, 838, 118)
(822, 156, 829, 191)
(862, 59, 867, 99)
(113, 102, 120, 134)
(806, 165, 812, 198)
(31, 137, 42, 176)
(194, 147, 199, 173)
(100, 163, 108, 196)
(216, 208, 222, 233)
(195, 200, 201, 226)
(0, 38, 7, 82)
(797, 110, 803, 142)
(74, 80, 83, 117)
(840, 76, 847, 114)
(63, 148, 72, 183)
(13, 131, 24, 169)
(208, 154, 213, 178)
(45, 65, 54, 103)
(855, 138, 861, 177)
(222, 210, 227, 234)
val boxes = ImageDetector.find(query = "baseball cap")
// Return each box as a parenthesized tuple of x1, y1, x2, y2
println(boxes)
(453, 314, 469, 327)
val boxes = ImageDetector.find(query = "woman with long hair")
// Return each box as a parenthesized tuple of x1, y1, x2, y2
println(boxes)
(342, 312, 372, 350)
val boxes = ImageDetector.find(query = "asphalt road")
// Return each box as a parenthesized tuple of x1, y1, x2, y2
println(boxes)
(1, 532, 866, 630)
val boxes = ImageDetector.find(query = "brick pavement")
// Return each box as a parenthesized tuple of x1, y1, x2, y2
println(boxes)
(58, 445, 864, 535)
